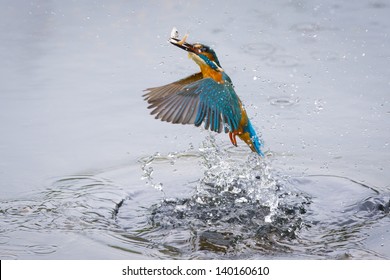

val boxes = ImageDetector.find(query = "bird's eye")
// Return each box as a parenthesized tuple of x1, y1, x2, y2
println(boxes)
(194, 44, 208, 52)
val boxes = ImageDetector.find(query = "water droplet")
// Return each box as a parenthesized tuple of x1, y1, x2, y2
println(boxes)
(153, 182, 163, 191)
(235, 197, 248, 203)
(314, 99, 326, 113)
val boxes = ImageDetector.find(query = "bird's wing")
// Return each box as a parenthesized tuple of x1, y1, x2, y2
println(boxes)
(143, 72, 203, 102)
(144, 77, 242, 133)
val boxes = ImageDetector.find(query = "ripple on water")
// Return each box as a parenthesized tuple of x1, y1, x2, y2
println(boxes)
(269, 96, 300, 108)
(241, 42, 299, 68)
(290, 22, 321, 33)
(112, 136, 389, 259)
(27, 244, 58, 255)
(0, 175, 129, 258)
(310, 50, 340, 62)
(1, 136, 388, 259)
(266, 54, 300, 67)
(114, 136, 310, 258)
(241, 42, 277, 58)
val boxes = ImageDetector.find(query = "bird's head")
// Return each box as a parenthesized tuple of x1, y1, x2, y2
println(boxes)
(170, 37, 223, 73)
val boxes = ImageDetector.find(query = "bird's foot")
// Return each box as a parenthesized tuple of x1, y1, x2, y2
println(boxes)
(229, 131, 239, 147)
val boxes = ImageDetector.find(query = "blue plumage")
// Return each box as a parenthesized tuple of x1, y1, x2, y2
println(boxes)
(144, 32, 264, 156)
(243, 120, 264, 156)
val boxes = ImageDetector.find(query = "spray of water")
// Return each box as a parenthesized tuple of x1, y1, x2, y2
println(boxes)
(140, 134, 281, 223)
(197, 135, 279, 222)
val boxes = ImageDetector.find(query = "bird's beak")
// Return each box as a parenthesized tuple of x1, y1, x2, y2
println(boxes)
(169, 37, 197, 54)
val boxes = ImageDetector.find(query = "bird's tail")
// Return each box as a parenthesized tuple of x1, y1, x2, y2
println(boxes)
(238, 120, 264, 156)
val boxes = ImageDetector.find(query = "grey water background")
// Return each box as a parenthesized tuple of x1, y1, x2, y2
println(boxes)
(1, 0, 389, 259)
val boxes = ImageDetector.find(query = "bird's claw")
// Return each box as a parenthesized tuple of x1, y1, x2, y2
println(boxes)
(229, 131, 238, 147)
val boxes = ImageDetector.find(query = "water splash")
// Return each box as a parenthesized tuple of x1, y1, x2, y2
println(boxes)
(139, 145, 199, 193)
(127, 136, 388, 259)
(140, 152, 164, 192)
(131, 135, 312, 256)
(197, 135, 279, 222)
(139, 135, 280, 222)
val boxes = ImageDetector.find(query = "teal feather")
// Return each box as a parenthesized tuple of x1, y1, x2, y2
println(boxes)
(144, 41, 264, 155)
(144, 74, 242, 134)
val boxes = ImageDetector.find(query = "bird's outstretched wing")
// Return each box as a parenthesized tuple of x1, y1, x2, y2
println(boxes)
(144, 76, 242, 133)
(143, 72, 203, 102)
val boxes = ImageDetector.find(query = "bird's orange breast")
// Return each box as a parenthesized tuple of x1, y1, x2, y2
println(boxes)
(199, 64, 224, 84)
(236, 103, 248, 133)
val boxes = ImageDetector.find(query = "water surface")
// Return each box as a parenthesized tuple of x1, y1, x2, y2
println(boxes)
(0, 0, 389, 259)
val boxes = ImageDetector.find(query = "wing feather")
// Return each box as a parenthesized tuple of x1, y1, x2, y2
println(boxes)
(144, 73, 203, 102)
(144, 75, 242, 133)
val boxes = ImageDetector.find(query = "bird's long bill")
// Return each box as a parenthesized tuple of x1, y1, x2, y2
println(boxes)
(169, 37, 196, 53)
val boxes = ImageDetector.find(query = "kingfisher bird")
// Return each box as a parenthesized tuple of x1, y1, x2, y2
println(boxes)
(143, 29, 264, 156)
